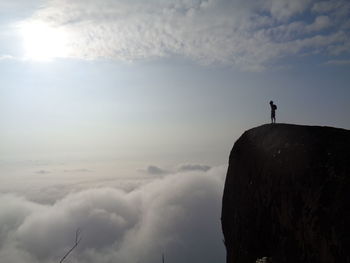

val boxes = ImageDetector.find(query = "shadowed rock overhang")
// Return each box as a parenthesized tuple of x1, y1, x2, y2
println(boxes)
(221, 124, 350, 263)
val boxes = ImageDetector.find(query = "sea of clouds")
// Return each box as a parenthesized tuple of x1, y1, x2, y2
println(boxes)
(0, 165, 226, 263)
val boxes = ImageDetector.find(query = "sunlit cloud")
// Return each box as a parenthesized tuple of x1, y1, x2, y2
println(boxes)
(17, 0, 350, 70)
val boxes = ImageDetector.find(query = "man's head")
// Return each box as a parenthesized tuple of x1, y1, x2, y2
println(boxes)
(270, 100, 273, 105)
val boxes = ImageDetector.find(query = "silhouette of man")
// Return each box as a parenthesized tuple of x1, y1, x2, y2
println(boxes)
(269, 100, 277, 124)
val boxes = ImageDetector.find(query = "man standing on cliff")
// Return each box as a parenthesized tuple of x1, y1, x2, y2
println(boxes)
(269, 101, 277, 124)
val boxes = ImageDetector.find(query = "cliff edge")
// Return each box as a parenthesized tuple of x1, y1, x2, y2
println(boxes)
(221, 124, 350, 263)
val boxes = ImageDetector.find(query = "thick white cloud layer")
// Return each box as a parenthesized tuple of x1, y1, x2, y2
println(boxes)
(20, 0, 350, 70)
(0, 166, 226, 263)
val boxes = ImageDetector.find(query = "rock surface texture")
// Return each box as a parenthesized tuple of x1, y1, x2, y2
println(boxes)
(221, 124, 350, 263)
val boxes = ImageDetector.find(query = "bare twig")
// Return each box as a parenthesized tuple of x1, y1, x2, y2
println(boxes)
(59, 228, 82, 263)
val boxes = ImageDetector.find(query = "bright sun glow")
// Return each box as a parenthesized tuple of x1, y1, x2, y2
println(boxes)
(20, 21, 69, 61)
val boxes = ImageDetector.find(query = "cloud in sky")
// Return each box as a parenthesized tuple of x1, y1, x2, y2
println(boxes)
(178, 164, 211, 172)
(142, 163, 211, 175)
(0, 166, 226, 263)
(63, 168, 92, 173)
(17, 0, 350, 70)
(0, 55, 16, 60)
(35, 170, 51, 174)
(144, 165, 170, 176)
(324, 59, 350, 65)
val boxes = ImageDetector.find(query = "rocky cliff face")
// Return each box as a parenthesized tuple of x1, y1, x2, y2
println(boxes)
(221, 124, 350, 263)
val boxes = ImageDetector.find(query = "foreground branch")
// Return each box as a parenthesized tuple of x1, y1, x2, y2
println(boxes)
(59, 228, 82, 263)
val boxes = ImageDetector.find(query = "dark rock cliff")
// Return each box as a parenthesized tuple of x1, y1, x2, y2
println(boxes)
(221, 124, 350, 263)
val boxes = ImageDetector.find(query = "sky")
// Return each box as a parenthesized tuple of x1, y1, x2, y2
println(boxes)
(0, 0, 350, 262)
